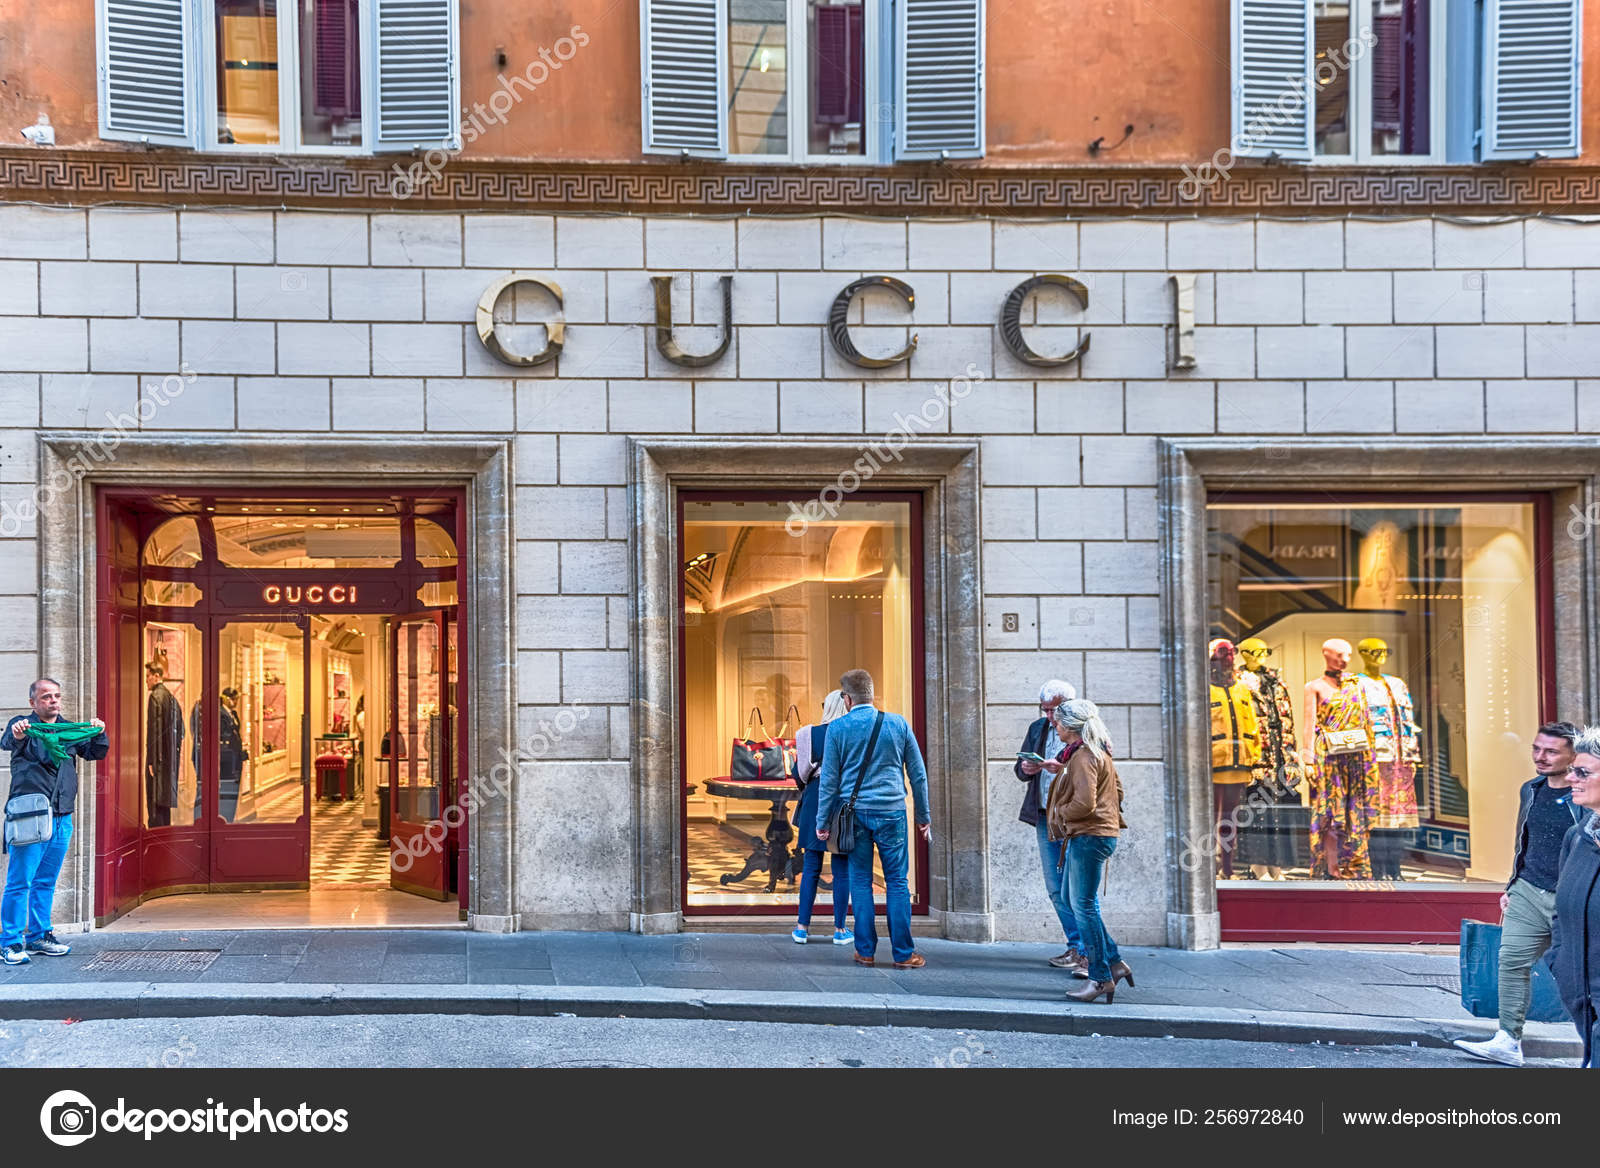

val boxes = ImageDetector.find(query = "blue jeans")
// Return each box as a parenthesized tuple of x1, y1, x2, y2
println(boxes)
(848, 809, 916, 963)
(797, 848, 850, 930)
(1065, 833, 1121, 982)
(1036, 819, 1083, 950)
(2, 812, 72, 949)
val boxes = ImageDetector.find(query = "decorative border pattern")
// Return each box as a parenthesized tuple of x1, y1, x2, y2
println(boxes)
(5, 148, 1600, 216)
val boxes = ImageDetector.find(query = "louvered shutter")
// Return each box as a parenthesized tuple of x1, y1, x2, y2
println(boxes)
(96, 0, 196, 147)
(1483, 0, 1581, 159)
(896, 0, 984, 160)
(1231, 0, 1312, 160)
(642, 0, 728, 157)
(373, 0, 459, 152)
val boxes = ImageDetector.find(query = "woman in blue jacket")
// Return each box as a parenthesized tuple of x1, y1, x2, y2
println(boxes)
(791, 690, 851, 944)
(1550, 728, 1600, 1068)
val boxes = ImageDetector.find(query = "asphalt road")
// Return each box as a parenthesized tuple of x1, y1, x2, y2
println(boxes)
(0, 1015, 1578, 1069)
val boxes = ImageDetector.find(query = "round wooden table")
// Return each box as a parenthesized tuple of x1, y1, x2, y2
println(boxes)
(703, 777, 800, 891)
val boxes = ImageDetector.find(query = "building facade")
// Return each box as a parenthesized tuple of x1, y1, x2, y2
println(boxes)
(0, 0, 1598, 947)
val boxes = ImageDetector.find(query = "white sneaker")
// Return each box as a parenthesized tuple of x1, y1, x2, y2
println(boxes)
(1452, 1029, 1524, 1067)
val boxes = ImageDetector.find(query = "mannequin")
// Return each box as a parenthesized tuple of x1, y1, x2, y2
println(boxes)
(1350, 637, 1422, 879)
(1208, 639, 1261, 879)
(1311, 670, 1379, 880)
(1302, 638, 1352, 766)
(1233, 637, 1309, 879)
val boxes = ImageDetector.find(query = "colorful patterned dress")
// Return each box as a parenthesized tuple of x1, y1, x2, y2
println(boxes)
(1352, 672, 1421, 830)
(1310, 677, 1379, 879)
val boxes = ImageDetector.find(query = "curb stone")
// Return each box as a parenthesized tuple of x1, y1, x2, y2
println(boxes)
(0, 983, 1582, 1058)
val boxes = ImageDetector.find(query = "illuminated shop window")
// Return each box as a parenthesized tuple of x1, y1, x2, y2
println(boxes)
(681, 497, 917, 910)
(1206, 500, 1541, 886)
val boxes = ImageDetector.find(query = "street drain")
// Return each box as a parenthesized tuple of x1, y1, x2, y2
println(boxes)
(81, 950, 222, 973)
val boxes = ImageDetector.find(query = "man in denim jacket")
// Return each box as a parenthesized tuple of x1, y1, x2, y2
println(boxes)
(815, 669, 931, 968)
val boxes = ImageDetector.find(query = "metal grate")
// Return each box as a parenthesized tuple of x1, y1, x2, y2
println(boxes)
(81, 950, 222, 973)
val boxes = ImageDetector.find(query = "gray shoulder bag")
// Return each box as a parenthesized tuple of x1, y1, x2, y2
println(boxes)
(4, 792, 52, 852)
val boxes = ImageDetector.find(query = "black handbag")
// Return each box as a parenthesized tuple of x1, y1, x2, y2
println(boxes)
(826, 711, 885, 855)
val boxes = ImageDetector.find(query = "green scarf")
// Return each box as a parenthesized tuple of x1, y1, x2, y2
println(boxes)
(27, 721, 103, 765)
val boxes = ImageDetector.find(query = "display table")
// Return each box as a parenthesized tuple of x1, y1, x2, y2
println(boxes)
(703, 777, 800, 892)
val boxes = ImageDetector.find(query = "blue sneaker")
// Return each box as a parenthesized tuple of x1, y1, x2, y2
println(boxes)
(2, 945, 30, 966)
(26, 932, 70, 956)
(791, 926, 808, 944)
(832, 929, 853, 945)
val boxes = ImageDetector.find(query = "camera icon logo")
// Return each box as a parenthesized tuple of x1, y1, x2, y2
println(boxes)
(280, 271, 308, 293)
(39, 1089, 97, 1147)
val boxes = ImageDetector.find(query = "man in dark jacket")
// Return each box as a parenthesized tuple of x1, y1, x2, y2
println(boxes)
(1547, 730, 1600, 1070)
(1454, 721, 1583, 1067)
(1015, 679, 1084, 971)
(1, 678, 108, 965)
(144, 660, 183, 827)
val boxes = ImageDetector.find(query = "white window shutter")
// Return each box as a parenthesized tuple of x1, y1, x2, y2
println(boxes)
(96, 0, 196, 147)
(1231, 0, 1313, 160)
(373, 0, 460, 152)
(1483, 0, 1581, 159)
(895, 0, 985, 160)
(641, 0, 728, 157)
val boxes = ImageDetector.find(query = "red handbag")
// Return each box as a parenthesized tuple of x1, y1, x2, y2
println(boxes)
(729, 708, 788, 781)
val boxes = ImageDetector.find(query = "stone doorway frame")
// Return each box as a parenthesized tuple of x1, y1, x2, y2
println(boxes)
(628, 438, 991, 940)
(35, 433, 518, 933)
(1159, 437, 1599, 949)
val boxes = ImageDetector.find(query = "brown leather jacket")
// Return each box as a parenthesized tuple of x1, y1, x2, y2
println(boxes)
(1046, 743, 1127, 841)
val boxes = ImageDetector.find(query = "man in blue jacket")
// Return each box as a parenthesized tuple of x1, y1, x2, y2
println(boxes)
(815, 668, 931, 968)
(2, 678, 108, 966)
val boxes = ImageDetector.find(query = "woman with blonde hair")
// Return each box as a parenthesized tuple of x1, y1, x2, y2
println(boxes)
(1043, 698, 1133, 1002)
(790, 690, 852, 944)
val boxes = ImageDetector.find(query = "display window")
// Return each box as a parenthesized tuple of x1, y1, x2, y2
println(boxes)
(1206, 495, 1551, 895)
(678, 493, 925, 914)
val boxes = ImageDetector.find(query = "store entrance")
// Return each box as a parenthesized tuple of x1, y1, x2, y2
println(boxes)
(95, 489, 466, 925)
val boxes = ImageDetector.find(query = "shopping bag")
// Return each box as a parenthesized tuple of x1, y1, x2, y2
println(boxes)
(1458, 918, 1571, 1023)
(729, 708, 787, 781)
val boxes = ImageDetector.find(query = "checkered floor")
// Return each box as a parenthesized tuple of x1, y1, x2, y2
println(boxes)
(686, 821, 887, 906)
(252, 778, 390, 888)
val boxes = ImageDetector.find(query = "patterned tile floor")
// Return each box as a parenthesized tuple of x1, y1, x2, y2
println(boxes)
(686, 821, 888, 908)
(254, 779, 389, 888)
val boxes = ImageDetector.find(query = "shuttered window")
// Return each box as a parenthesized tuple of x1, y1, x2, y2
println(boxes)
(643, 0, 729, 156)
(1230, 0, 1313, 160)
(1483, 0, 1581, 159)
(895, 0, 984, 160)
(98, 0, 197, 147)
(373, 0, 460, 150)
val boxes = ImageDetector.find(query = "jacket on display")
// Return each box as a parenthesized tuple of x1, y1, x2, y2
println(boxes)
(1046, 742, 1126, 841)
(145, 682, 184, 807)
(1209, 681, 1261, 777)
(1547, 814, 1600, 1069)
(1241, 666, 1304, 796)
(1352, 673, 1422, 764)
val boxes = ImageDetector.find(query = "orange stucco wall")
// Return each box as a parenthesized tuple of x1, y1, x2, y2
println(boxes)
(2, 0, 1596, 166)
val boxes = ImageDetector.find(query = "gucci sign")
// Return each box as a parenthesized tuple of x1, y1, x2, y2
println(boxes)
(262, 585, 358, 604)
(477, 273, 1202, 371)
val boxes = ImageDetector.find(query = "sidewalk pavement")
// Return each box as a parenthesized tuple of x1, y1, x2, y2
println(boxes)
(0, 929, 1582, 1058)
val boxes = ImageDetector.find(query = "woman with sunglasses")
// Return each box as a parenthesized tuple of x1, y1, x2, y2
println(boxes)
(1549, 726, 1600, 1069)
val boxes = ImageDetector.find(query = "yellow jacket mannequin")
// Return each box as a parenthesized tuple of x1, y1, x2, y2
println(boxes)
(1209, 640, 1261, 778)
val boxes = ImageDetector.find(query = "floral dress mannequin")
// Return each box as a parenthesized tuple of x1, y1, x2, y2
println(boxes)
(1351, 638, 1421, 879)
(1311, 677, 1380, 880)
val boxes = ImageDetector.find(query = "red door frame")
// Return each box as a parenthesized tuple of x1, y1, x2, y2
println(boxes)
(677, 489, 928, 918)
(387, 609, 453, 901)
(1206, 489, 1555, 942)
(93, 486, 468, 919)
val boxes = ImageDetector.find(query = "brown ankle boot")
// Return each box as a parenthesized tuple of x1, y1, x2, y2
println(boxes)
(1109, 960, 1135, 988)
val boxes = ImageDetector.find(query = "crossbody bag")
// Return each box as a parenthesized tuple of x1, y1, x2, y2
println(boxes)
(3, 792, 52, 852)
(825, 711, 885, 856)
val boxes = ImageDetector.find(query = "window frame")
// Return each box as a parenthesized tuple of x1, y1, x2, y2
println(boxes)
(1311, 0, 1449, 166)
(199, 0, 375, 156)
(725, 0, 885, 166)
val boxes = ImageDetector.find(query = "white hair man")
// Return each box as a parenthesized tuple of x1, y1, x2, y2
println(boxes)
(1015, 679, 1086, 973)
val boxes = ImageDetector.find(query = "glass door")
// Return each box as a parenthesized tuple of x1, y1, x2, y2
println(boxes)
(388, 610, 452, 900)
(209, 618, 312, 886)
